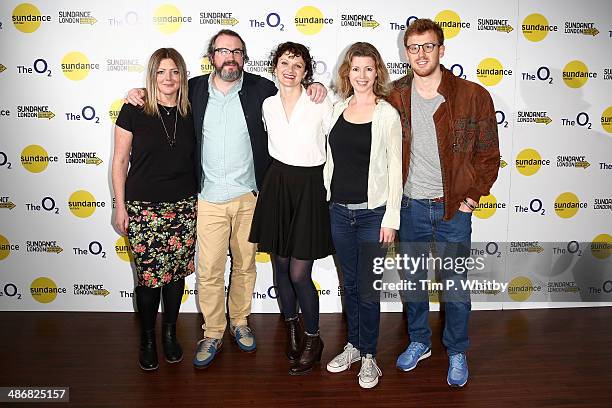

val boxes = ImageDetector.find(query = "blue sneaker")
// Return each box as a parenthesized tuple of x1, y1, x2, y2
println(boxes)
(193, 337, 222, 369)
(230, 325, 257, 352)
(447, 353, 469, 387)
(396, 342, 431, 372)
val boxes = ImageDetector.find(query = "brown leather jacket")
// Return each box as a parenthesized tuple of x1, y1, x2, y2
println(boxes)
(386, 65, 500, 220)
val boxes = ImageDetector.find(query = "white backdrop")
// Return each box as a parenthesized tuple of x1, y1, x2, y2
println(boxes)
(0, 0, 611, 312)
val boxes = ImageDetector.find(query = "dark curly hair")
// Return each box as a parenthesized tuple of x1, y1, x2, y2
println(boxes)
(269, 42, 314, 86)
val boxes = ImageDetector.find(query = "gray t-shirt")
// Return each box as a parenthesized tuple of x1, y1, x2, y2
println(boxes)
(404, 83, 445, 199)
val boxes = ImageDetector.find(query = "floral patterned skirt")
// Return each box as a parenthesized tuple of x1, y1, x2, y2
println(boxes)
(126, 196, 197, 288)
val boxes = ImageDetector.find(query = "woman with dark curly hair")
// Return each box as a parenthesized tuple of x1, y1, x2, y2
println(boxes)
(249, 42, 333, 375)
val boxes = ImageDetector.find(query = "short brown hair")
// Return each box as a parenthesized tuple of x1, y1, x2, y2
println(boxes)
(403, 18, 444, 47)
(336, 42, 389, 99)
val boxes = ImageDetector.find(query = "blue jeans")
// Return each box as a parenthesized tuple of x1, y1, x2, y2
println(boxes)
(399, 196, 472, 355)
(329, 202, 385, 356)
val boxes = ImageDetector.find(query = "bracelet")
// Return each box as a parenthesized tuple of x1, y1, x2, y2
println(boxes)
(462, 199, 476, 211)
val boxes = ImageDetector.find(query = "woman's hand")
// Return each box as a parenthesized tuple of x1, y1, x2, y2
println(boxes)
(379, 227, 396, 244)
(114, 207, 129, 236)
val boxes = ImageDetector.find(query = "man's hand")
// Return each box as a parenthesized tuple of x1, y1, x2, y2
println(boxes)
(306, 82, 327, 104)
(125, 88, 146, 106)
(459, 197, 478, 213)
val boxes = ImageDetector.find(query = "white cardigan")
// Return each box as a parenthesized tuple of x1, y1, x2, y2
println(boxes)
(323, 96, 403, 229)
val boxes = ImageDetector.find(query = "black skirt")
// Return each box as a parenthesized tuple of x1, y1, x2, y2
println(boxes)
(249, 160, 334, 260)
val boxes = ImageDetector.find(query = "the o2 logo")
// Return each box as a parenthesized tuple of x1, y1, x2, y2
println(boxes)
(88, 241, 107, 258)
(496, 110, 508, 128)
(0, 283, 22, 300)
(0, 152, 12, 169)
(406, 16, 418, 27)
(42, 196, 60, 214)
(81, 106, 100, 123)
(485, 241, 502, 258)
(267, 285, 278, 299)
(576, 112, 592, 129)
(450, 63, 466, 79)
(536, 66, 553, 84)
(529, 198, 545, 215)
(566, 241, 583, 257)
(33, 58, 52, 77)
(266, 13, 285, 31)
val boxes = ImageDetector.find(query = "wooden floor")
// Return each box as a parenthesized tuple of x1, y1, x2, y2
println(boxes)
(1, 308, 611, 407)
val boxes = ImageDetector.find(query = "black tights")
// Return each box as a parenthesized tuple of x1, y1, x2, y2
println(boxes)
(135, 278, 185, 332)
(273, 256, 319, 334)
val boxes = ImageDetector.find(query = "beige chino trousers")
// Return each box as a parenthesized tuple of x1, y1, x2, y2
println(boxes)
(196, 192, 257, 339)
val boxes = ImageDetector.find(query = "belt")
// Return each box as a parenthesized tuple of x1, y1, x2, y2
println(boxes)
(336, 202, 369, 210)
(431, 196, 444, 203)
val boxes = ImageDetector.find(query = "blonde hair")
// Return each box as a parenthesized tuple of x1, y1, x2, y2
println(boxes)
(336, 42, 390, 99)
(143, 48, 190, 117)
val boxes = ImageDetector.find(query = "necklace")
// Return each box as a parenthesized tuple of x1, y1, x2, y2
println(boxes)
(159, 108, 178, 148)
(159, 104, 173, 115)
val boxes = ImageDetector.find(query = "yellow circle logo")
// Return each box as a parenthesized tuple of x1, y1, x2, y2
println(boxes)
(181, 283, 190, 304)
(476, 58, 504, 86)
(562, 60, 590, 88)
(0, 234, 11, 260)
(515, 148, 543, 176)
(62, 51, 91, 81)
(21, 144, 49, 173)
(474, 194, 497, 219)
(154, 4, 183, 34)
(591, 234, 612, 260)
(109, 99, 124, 124)
(12, 3, 43, 33)
(508, 276, 533, 301)
(30, 277, 59, 304)
(295, 6, 325, 35)
(434, 10, 462, 39)
(313, 280, 322, 297)
(554, 192, 581, 219)
(600, 106, 612, 133)
(255, 252, 271, 263)
(200, 57, 214, 75)
(522, 13, 551, 42)
(115, 236, 134, 262)
(68, 190, 97, 218)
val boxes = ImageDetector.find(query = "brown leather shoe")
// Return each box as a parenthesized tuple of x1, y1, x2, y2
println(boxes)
(285, 318, 302, 364)
(289, 332, 324, 375)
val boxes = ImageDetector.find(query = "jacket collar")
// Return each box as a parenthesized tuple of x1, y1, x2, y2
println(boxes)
(397, 64, 454, 99)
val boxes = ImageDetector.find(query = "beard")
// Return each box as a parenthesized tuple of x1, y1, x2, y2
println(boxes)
(410, 57, 439, 78)
(215, 61, 243, 81)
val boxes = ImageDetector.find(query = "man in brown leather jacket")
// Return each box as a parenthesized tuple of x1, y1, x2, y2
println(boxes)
(387, 18, 499, 388)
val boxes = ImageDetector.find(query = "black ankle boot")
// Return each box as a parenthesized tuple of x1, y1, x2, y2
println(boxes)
(139, 329, 159, 371)
(285, 318, 302, 364)
(289, 332, 324, 375)
(162, 323, 183, 363)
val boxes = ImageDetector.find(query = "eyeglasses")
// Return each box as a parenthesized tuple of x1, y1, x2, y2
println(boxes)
(214, 48, 244, 58)
(405, 43, 440, 54)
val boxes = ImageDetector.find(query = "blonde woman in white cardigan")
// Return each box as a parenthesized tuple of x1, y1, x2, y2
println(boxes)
(323, 42, 402, 389)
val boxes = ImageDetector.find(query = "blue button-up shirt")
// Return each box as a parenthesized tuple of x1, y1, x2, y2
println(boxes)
(199, 74, 257, 203)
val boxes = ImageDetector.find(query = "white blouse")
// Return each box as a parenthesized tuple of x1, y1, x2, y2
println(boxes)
(262, 88, 333, 167)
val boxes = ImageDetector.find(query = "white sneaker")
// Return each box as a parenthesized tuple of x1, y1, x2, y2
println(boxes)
(358, 354, 382, 389)
(326, 342, 360, 373)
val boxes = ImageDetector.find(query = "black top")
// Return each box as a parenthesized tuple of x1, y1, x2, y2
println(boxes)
(329, 113, 372, 204)
(188, 72, 278, 191)
(116, 103, 196, 202)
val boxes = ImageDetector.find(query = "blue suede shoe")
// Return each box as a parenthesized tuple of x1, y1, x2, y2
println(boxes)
(396, 342, 431, 372)
(230, 325, 257, 352)
(193, 337, 222, 369)
(447, 353, 469, 387)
